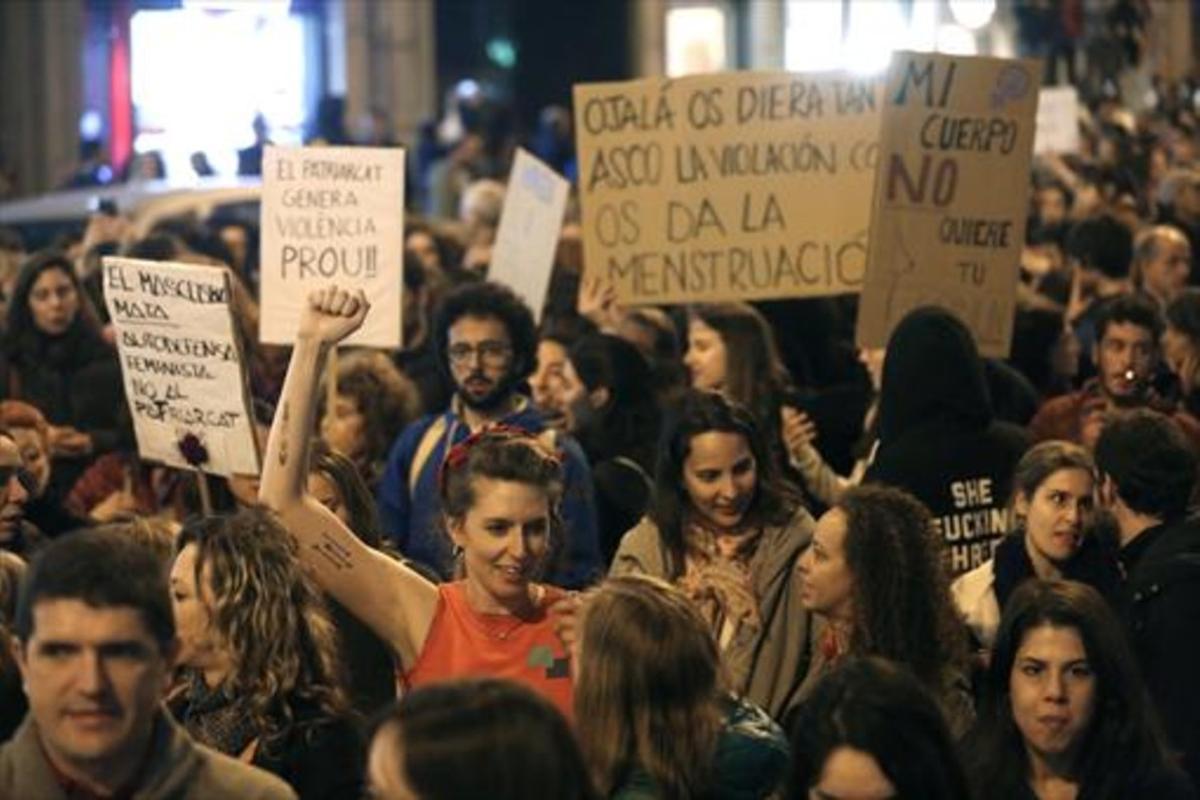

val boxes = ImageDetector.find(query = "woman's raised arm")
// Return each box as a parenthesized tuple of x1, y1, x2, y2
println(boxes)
(258, 287, 438, 668)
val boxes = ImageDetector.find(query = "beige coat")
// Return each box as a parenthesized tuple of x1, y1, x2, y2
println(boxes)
(611, 509, 814, 720)
(0, 712, 297, 800)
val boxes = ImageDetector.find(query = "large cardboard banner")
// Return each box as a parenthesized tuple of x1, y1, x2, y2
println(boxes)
(1034, 86, 1081, 155)
(573, 71, 883, 304)
(260, 145, 405, 347)
(102, 257, 260, 477)
(489, 148, 570, 321)
(856, 53, 1039, 358)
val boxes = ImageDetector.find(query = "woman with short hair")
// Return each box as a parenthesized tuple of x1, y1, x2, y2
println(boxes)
(259, 287, 575, 720)
(319, 349, 421, 490)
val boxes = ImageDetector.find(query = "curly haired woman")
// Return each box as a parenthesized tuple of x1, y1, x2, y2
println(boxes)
(167, 507, 363, 799)
(794, 484, 974, 736)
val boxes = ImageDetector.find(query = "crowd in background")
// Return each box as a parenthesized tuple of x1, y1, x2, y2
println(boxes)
(0, 30, 1199, 800)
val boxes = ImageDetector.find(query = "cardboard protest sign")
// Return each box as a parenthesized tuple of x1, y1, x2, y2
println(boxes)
(573, 71, 883, 304)
(856, 53, 1039, 358)
(1034, 86, 1080, 155)
(489, 148, 570, 321)
(260, 145, 404, 347)
(102, 257, 260, 476)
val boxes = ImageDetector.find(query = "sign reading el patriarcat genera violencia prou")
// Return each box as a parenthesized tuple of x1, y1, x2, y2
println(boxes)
(260, 145, 405, 347)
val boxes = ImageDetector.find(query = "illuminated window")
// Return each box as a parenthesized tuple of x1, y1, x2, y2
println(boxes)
(784, 0, 842, 72)
(785, 0, 979, 74)
(666, 6, 728, 77)
(131, 1, 310, 179)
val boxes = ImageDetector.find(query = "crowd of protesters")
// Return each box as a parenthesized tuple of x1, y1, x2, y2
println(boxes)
(0, 43, 1199, 800)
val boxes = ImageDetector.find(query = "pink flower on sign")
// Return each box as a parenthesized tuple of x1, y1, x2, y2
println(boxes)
(177, 433, 210, 467)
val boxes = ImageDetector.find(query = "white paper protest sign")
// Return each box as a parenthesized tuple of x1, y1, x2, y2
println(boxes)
(260, 145, 405, 347)
(102, 257, 260, 477)
(488, 149, 570, 321)
(1034, 86, 1080, 155)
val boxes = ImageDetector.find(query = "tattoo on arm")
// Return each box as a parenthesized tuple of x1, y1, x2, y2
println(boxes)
(309, 529, 355, 570)
(278, 403, 290, 466)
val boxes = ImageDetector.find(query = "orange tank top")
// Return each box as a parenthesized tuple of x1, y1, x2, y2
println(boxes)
(403, 581, 574, 720)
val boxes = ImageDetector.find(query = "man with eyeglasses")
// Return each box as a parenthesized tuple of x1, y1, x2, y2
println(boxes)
(0, 428, 41, 559)
(377, 281, 602, 588)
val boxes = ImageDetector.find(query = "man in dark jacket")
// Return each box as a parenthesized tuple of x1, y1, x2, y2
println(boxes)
(865, 306, 1029, 577)
(1094, 409, 1200, 788)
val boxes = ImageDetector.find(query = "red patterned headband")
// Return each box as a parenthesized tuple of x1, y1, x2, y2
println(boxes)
(437, 424, 563, 495)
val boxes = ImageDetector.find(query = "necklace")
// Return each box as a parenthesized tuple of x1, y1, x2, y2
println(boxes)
(487, 617, 526, 641)
(468, 584, 544, 641)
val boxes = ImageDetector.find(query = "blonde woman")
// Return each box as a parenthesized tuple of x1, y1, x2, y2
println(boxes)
(574, 575, 789, 800)
(166, 508, 363, 799)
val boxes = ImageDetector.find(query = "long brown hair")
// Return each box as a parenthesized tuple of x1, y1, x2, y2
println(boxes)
(688, 303, 792, 426)
(574, 575, 724, 799)
(968, 580, 1176, 798)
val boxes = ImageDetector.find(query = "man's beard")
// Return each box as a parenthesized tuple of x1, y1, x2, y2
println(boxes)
(566, 394, 599, 435)
(457, 370, 518, 413)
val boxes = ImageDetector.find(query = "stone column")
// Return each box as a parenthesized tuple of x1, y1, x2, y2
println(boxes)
(745, 0, 785, 70)
(631, 0, 667, 77)
(0, 0, 85, 196)
(338, 0, 436, 146)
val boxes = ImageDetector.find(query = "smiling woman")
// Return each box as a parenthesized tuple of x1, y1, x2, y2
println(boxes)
(258, 287, 575, 721)
(611, 389, 812, 719)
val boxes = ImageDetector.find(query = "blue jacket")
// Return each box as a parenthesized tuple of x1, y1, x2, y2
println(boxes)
(377, 398, 603, 589)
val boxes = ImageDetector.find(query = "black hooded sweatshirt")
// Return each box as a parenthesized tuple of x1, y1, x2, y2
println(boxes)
(864, 307, 1029, 577)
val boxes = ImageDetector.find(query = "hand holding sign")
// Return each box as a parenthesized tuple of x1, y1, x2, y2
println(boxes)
(261, 146, 404, 348)
(576, 274, 625, 334)
(48, 426, 92, 458)
(298, 287, 371, 346)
